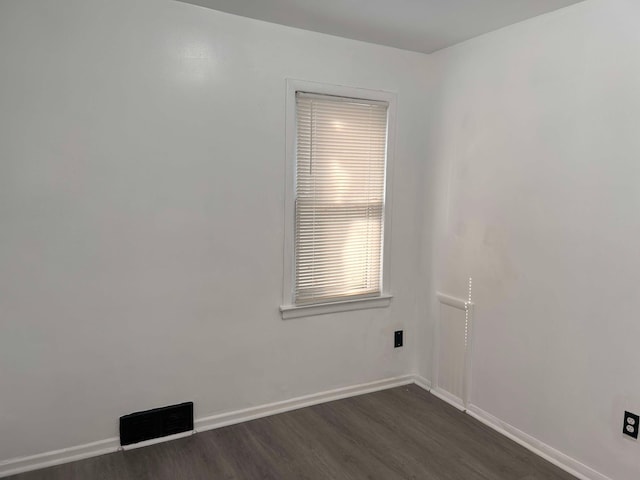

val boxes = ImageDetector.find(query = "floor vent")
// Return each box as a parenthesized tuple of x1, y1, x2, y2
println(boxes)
(119, 402, 194, 446)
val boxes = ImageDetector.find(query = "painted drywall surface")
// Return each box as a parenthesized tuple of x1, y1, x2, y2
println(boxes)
(423, 1, 640, 478)
(0, 0, 429, 460)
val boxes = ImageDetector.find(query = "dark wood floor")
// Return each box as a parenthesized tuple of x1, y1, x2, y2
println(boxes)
(9, 385, 576, 480)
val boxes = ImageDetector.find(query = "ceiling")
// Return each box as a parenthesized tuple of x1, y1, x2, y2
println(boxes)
(176, 0, 585, 54)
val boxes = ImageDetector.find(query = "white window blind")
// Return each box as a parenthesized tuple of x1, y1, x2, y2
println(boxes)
(294, 92, 388, 305)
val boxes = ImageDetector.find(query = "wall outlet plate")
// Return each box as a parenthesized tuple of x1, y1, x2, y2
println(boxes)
(623, 411, 639, 439)
(394, 330, 403, 348)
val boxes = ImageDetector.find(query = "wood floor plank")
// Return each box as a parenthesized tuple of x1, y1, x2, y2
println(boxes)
(7, 385, 577, 480)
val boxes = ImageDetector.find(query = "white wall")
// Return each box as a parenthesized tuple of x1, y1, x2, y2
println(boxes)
(0, 0, 430, 462)
(5, 0, 638, 477)
(422, 1, 640, 478)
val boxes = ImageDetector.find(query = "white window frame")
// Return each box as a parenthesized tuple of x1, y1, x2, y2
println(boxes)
(280, 79, 396, 319)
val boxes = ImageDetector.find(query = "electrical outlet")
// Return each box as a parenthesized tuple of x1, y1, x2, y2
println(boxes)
(394, 330, 403, 348)
(623, 411, 639, 439)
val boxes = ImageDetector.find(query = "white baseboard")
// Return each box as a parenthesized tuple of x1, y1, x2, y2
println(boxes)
(0, 438, 120, 479)
(195, 375, 415, 432)
(413, 376, 466, 412)
(412, 374, 431, 391)
(466, 404, 611, 480)
(0, 374, 610, 480)
(0, 374, 414, 478)
(120, 430, 195, 451)
(411, 377, 610, 480)
(430, 387, 465, 411)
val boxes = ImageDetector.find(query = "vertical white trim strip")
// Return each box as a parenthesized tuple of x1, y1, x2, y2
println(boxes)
(435, 292, 474, 409)
(461, 302, 474, 410)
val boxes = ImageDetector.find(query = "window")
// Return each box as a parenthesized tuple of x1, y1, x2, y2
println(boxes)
(281, 81, 395, 319)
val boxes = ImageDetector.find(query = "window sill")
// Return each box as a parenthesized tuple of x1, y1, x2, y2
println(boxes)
(280, 295, 393, 320)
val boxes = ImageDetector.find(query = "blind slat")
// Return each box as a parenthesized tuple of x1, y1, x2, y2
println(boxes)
(294, 92, 388, 305)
